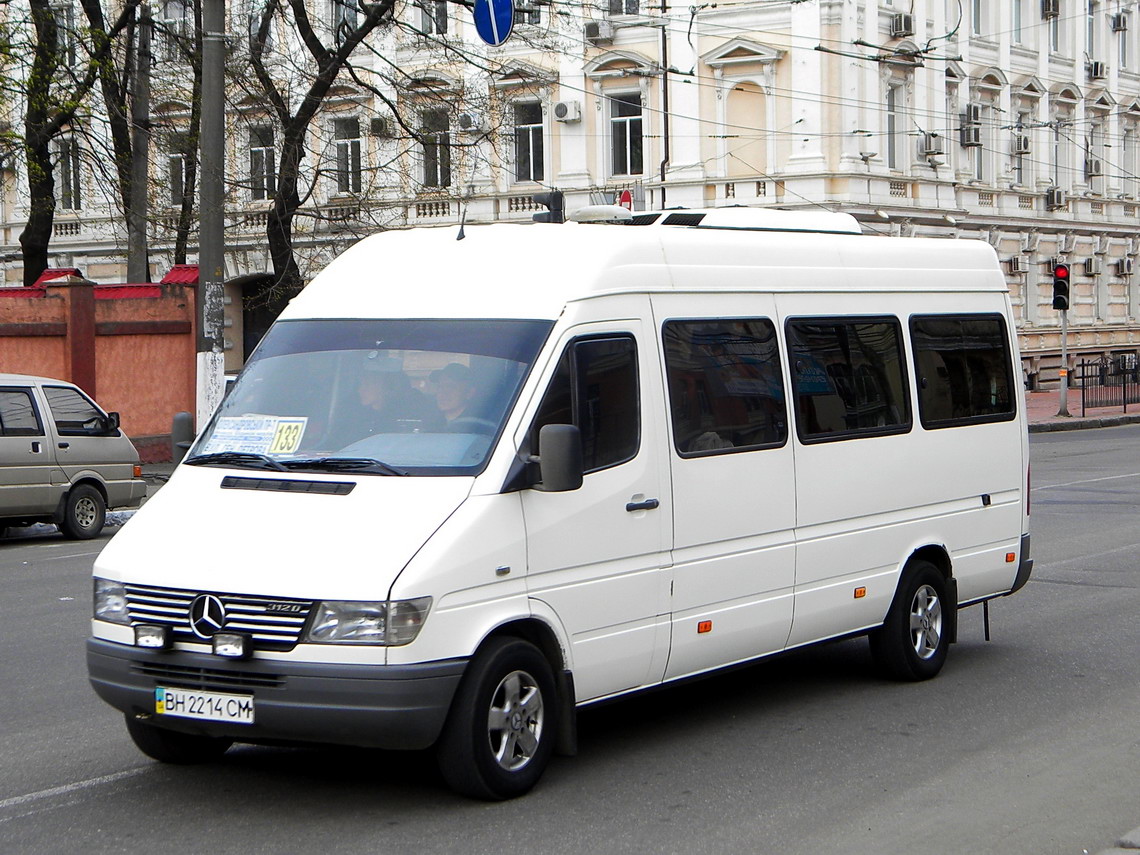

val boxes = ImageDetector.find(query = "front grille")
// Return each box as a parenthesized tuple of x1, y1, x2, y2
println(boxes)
(124, 583, 313, 651)
(131, 661, 285, 691)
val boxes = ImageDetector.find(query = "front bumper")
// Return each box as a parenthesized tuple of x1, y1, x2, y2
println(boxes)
(87, 638, 467, 750)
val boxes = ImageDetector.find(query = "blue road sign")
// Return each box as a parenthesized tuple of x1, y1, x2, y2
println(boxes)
(473, 0, 514, 46)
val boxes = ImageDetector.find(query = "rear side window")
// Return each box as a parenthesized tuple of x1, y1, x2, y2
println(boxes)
(0, 389, 44, 436)
(531, 336, 639, 473)
(787, 317, 911, 442)
(910, 314, 1015, 428)
(663, 318, 787, 456)
(43, 386, 104, 436)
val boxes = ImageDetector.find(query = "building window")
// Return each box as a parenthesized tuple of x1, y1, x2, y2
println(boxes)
(421, 109, 451, 188)
(332, 118, 362, 194)
(158, 0, 189, 62)
(417, 0, 447, 35)
(250, 125, 276, 201)
(885, 84, 905, 170)
(1088, 1, 1097, 56)
(249, 1, 274, 53)
(1119, 15, 1129, 68)
(972, 0, 984, 35)
(608, 0, 639, 14)
(1050, 7, 1061, 53)
(1124, 126, 1138, 198)
(167, 151, 186, 206)
(331, 0, 357, 42)
(1012, 0, 1023, 44)
(610, 92, 643, 176)
(52, 4, 77, 66)
(55, 137, 82, 210)
(515, 0, 540, 26)
(513, 102, 543, 182)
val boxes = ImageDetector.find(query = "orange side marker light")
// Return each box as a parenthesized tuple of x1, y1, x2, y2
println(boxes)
(697, 620, 712, 634)
(1006, 553, 1017, 563)
(854, 587, 867, 599)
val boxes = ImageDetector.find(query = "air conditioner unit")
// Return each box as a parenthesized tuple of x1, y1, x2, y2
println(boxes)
(553, 100, 582, 123)
(1086, 157, 1104, 178)
(368, 117, 390, 138)
(1089, 60, 1108, 80)
(1046, 187, 1067, 210)
(1085, 257, 1103, 276)
(963, 103, 982, 125)
(921, 132, 944, 156)
(1042, 0, 1060, 19)
(890, 12, 914, 38)
(1119, 257, 1135, 276)
(456, 112, 488, 133)
(584, 20, 614, 44)
(1012, 134, 1031, 155)
(1008, 256, 1028, 274)
(1112, 13, 1128, 32)
(960, 125, 982, 147)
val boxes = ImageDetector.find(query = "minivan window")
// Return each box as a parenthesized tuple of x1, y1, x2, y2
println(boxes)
(0, 389, 44, 436)
(910, 314, 1015, 427)
(44, 386, 106, 435)
(787, 317, 911, 442)
(531, 336, 639, 473)
(193, 319, 551, 476)
(663, 318, 787, 455)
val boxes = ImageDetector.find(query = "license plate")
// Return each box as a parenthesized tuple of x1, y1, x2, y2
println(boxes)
(154, 686, 255, 724)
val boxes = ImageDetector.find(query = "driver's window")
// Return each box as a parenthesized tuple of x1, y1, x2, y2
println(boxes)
(44, 386, 106, 436)
(531, 335, 639, 473)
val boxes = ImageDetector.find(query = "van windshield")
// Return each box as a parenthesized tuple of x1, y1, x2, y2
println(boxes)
(190, 319, 552, 476)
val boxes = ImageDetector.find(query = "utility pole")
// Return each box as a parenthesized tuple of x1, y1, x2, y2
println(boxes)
(1058, 309, 1070, 416)
(197, 0, 226, 429)
(127, 3, 151, 283)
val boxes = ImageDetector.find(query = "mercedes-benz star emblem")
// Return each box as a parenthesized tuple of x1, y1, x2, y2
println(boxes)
(188, 594, 226, 638)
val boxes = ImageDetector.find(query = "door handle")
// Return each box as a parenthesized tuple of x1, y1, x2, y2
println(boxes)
(30, 441, 41, 454)
(58, 442, 70, 449)
(626, 498, 660, 512)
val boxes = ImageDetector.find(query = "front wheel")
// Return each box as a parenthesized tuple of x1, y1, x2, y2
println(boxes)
(125, 716, 233, 764)
(60, 484, 106, 539)
(436, 637, 558, 800)
(869, 560, 951, 681)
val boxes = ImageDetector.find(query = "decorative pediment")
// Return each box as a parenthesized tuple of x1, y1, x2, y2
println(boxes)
(944, 61, 966, 81)
(1014, 74, 1046, 97)
(702, 38, 784, 70)
(585, 50, 660, 80)
(1050, 83, 1082, 104)
(970, 66, 1008, 95)
(1087, 88, 1117, 110)
(153, 99, 192, 114)
(492, 60, 557, 89)
(405, 70, 461, 92)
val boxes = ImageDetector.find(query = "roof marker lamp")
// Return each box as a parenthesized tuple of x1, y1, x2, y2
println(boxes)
(94, 578, 131, 625)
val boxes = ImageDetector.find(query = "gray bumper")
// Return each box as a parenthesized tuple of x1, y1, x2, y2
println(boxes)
(106, 478, 147, 510)
(87, 638, 467, 750)
(1009, 532, 1034, 594)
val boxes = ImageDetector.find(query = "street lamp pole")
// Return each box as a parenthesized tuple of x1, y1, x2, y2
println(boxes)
(197, 0, 226, 429)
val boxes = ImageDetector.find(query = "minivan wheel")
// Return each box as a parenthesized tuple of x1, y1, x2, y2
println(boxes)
(869, 560, 950, 681)
(125, 715, 233, 764)
(436, 637, 558, 800)
(60, 484, 106, 539)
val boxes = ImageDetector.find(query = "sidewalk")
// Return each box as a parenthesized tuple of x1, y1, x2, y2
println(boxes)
(1024, 388, 1140, 432)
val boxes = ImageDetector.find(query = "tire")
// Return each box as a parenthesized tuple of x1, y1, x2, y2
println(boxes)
(869, 560, 951, 682)
(59, 484, 106, 540)
(124, 715, 233, 764)
(436, 637, 558, 800)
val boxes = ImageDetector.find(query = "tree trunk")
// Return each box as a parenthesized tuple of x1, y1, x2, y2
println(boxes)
(266, 127, 306, 297)
(20, 139, 56, 286)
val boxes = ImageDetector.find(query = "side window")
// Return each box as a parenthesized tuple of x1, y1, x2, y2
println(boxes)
(663, 318, 787, 456)
(787, 317, 911, 442)
(531, 336, 639, 473)
(43, 386, 104, 435)
(0, 390, 45, 436)
(910, 314, 1016, 427)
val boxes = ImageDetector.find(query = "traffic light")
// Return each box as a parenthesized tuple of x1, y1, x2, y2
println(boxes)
(1052, 260, 1071, 311)
(532, 190, 565, 223)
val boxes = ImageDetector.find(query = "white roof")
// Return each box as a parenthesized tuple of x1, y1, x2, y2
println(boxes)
(0, 373, 75, 386)
(281, 213, 1004, 322)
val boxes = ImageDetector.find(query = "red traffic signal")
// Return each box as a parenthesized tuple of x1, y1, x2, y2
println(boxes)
(1052, 261, 1070, 311)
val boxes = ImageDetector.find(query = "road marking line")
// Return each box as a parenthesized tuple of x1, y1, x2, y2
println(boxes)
(31, 551, 102, 563)
(1032, 471, 1140, 491)
(0, 767, 151, 811)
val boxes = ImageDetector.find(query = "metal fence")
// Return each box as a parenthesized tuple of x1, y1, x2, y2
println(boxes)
(1077, 356, 1140, 416)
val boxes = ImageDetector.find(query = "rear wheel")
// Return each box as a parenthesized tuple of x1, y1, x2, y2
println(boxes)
(436, 637, 558, 800)
(60, 484, 105, 539)
(125, 715, 232, 764)
(869, 560, 950, 681)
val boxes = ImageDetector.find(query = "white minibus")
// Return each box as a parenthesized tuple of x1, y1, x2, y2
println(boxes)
(88, 209, 1032, 799)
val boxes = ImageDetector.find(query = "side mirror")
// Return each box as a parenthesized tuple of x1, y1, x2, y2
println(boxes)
(103, 412, 121, 434)
(535, 424, 583, 492)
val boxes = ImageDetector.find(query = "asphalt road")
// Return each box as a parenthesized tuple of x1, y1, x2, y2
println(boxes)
(2, 426, 1138, 854)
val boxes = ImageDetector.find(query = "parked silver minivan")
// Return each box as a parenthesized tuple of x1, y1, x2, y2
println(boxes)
(0, 374, 146, 539)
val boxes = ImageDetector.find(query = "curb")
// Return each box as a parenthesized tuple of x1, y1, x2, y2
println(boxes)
(1028, 413, 1140, 432)
(1095, 824, 1140, 854)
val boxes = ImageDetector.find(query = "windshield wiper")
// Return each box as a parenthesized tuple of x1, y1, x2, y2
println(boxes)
(282, 457, 408, 476)
(183, 451, 289, 472)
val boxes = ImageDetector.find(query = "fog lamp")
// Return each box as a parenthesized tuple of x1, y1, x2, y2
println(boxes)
(134, 625, 172, 650)
(212, 633, 251, 659)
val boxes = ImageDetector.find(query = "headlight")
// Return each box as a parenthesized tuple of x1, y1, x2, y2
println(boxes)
(305, 598, 431, 646)
(94, 578, 131, 625)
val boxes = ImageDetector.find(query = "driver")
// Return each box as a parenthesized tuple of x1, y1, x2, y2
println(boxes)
(354, 354, 444, 435)
(431, 363, 478, 427)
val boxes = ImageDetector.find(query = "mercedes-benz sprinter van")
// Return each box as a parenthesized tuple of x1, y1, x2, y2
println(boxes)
(88, 209, 1032, 799)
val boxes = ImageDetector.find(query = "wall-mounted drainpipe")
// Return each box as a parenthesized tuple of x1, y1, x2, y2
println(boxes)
(659, 0, 670, 208)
